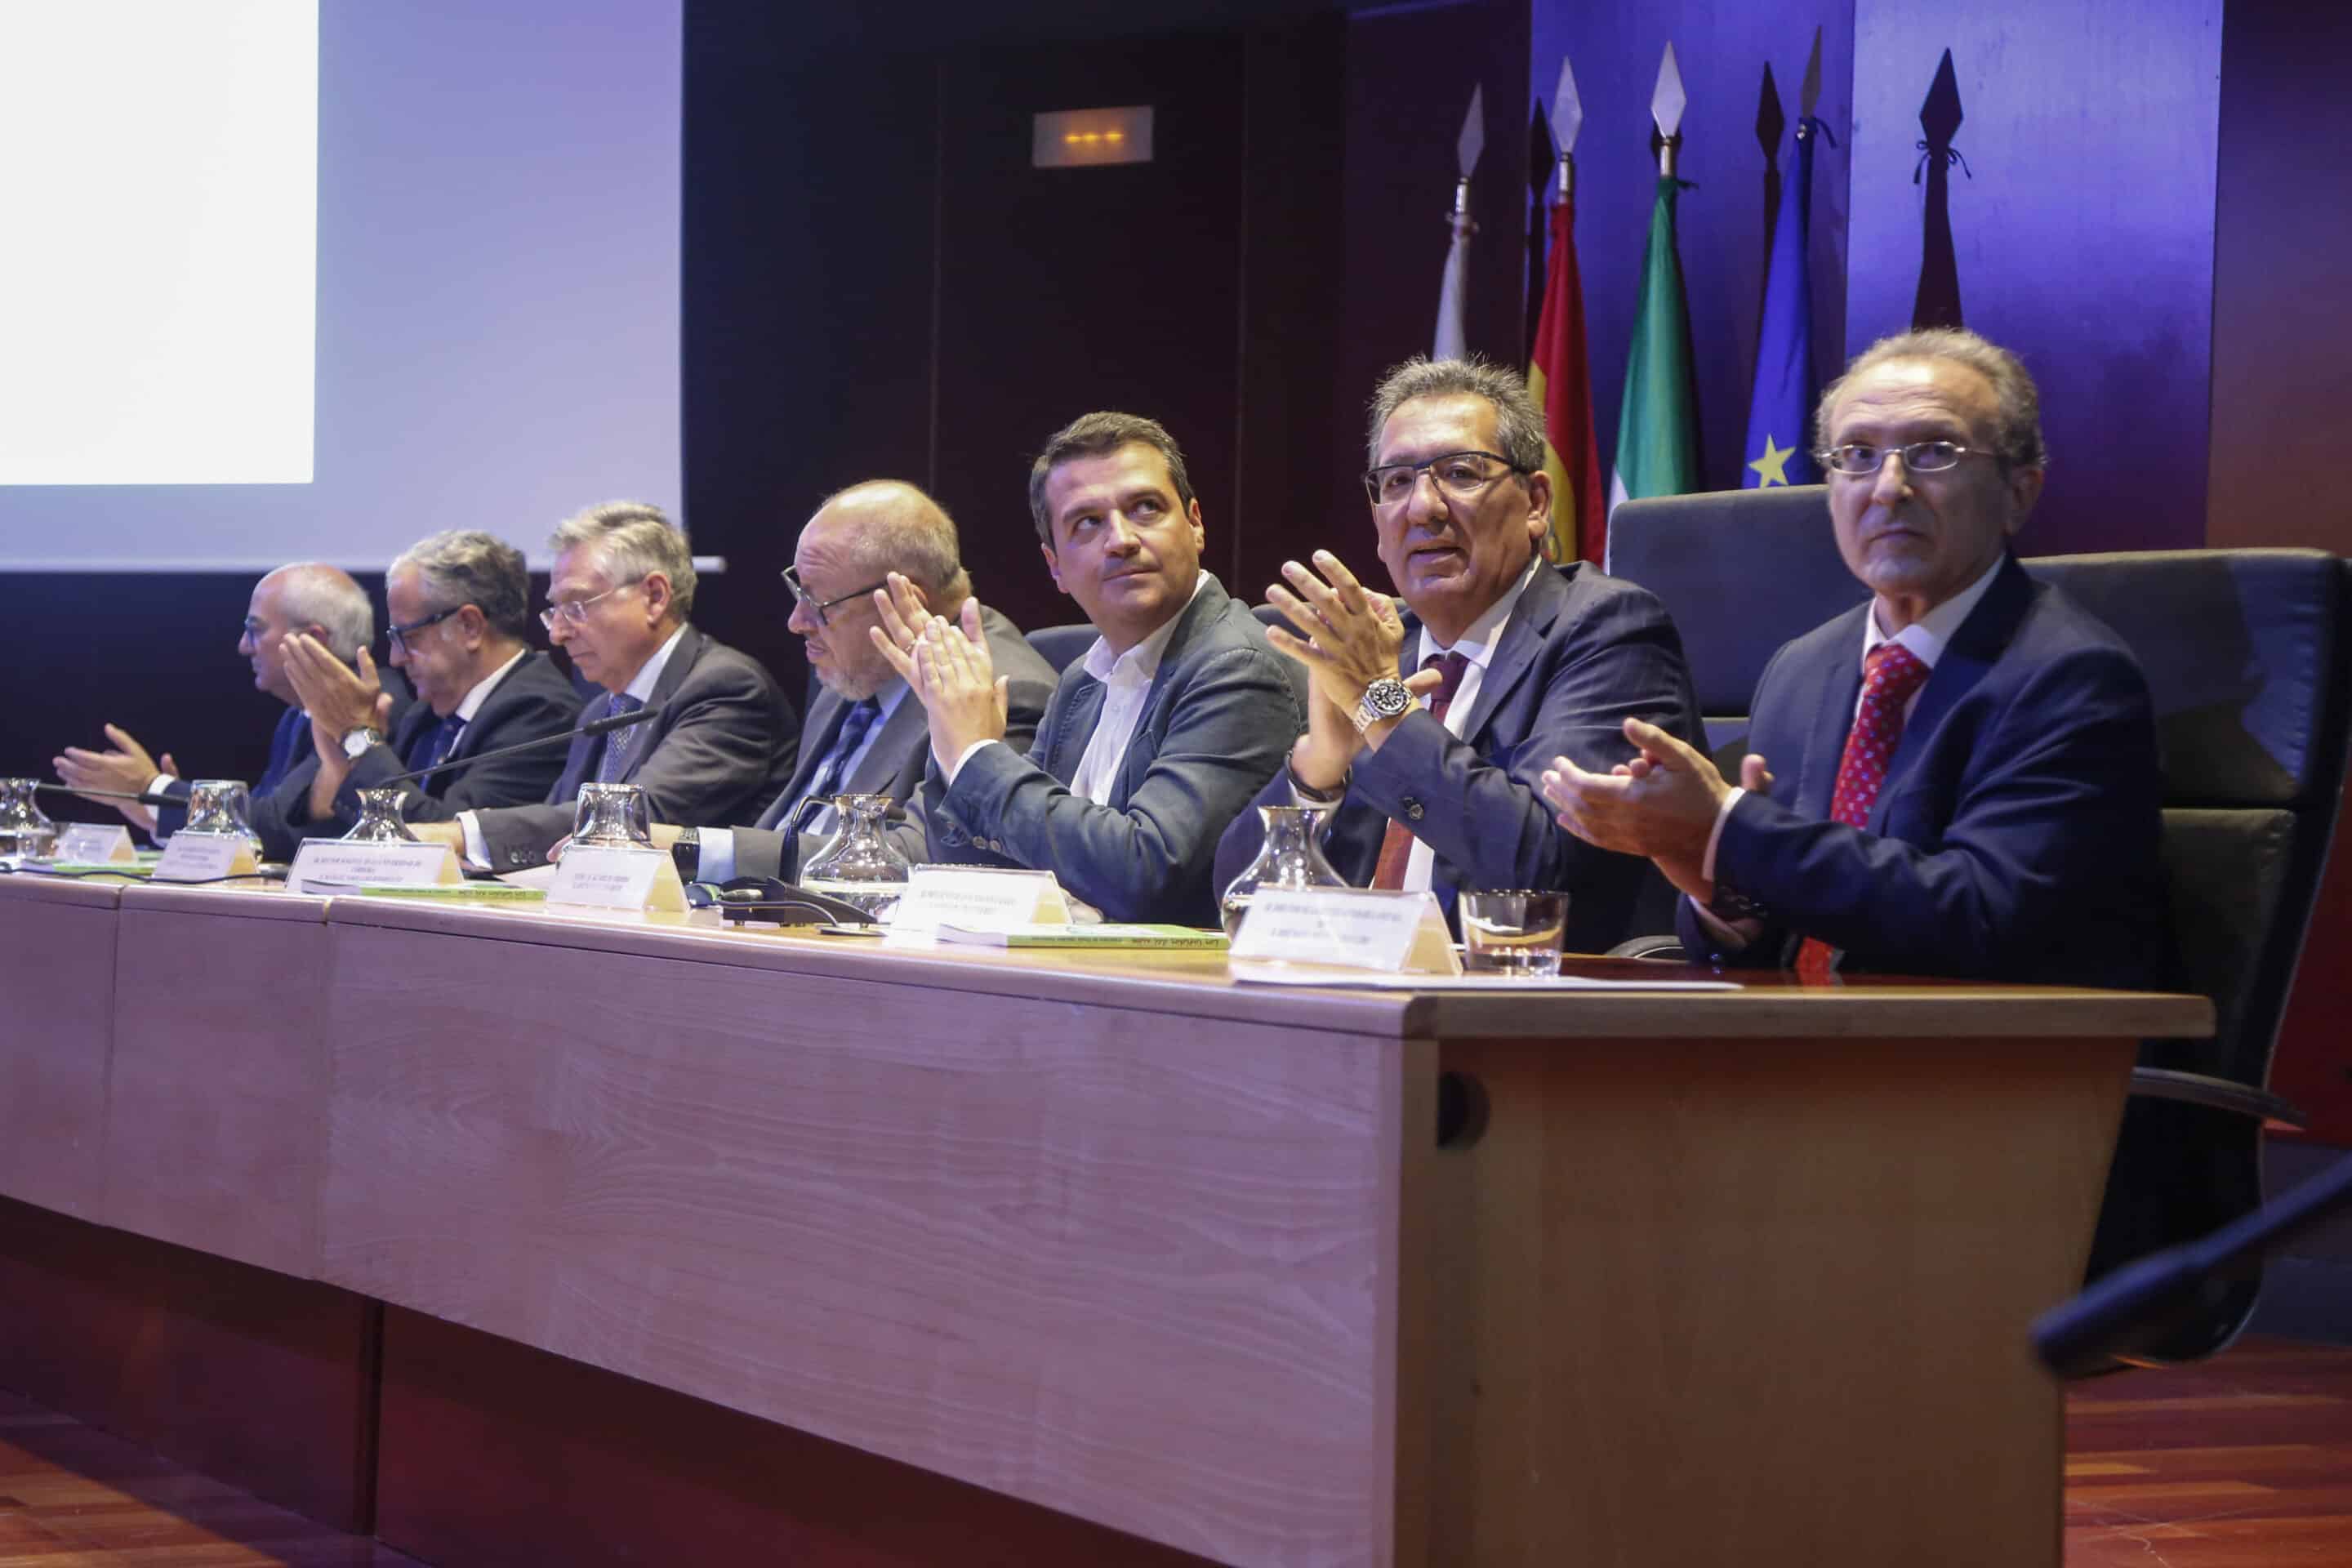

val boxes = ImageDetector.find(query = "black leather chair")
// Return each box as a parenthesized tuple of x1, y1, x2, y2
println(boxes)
(1610, 486, 2352, 1361)
(1024, 622, 1097, 675)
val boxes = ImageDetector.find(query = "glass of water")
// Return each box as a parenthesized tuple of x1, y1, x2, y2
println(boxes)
(1459, 889, 1568, 976)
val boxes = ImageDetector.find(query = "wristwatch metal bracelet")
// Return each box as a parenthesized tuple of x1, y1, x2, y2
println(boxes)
(1351, 677, 1414, 733)
(340, 726, 386, 760)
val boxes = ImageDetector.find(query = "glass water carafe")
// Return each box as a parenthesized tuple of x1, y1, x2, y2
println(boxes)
(570, 782, 654, 849)
(798, 793, 913, 918)
(0, 779, 59, 859)
(1218, 804, 1348, 936)
(343, 786, 420, 843)
(182, 779, 264, 856)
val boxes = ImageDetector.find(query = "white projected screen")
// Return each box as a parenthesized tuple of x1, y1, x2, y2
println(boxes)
(0, 0, 683, 568)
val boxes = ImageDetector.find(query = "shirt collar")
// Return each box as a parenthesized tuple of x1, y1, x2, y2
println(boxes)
(621, 624, 689, 705)
(1862, 554, 2003, 671)
(1418, 556, 1542, 672)
(452, 647, 528, 724)
(1082, 572, 1209, 686)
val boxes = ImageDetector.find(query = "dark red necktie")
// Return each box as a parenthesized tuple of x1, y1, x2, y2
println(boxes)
(1795, 642, 1932, 981)
(1370, 651, 1471, 890)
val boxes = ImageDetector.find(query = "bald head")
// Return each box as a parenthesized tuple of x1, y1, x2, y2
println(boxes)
(239, 563, 373, 704)
(790, 480, 973, 701)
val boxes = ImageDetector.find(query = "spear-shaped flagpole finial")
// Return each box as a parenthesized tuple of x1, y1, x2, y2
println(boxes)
(1552, 55, 1583, 199)
(1651, 42, 1687, 178)
(1453, 83, 1486, 220)
(1798, 24, 1823, 142)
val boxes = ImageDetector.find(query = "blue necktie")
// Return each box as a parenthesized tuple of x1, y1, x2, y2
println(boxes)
(413, 714, 466, 772)
(596, 693, 646, 783)
(256, 707, 305, 795)
(793, 697, 882, 825)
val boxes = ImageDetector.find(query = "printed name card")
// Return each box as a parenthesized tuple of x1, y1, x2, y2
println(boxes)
(889, 866, 1073, 938)
(1227, 887, 1463, 975)
(153, 833, 260, 884)
(54, 823, 136, 863)
(285, 840, 461, 896)
(548, 845, 687, 912)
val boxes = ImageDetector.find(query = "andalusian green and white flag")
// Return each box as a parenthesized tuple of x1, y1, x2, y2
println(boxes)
(1606, 174, 1700, 540)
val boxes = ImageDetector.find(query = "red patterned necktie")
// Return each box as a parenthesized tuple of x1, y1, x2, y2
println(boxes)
(1370, 651, 1471, 891)
(1794, 641, 1933, 981)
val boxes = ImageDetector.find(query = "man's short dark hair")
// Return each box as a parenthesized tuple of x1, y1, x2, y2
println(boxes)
(1027, 412, 1196, 544)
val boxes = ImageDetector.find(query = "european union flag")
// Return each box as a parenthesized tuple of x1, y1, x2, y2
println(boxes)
(1743, 118, 1820, 488)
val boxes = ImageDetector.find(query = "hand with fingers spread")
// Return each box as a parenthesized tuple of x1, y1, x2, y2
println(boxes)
(283, 633, 390, 746)
(54, 724, 172, 831)
(1539, 717, 1771, 900)
(1263, 550, 1410, 714)
(871, 586, 1008, 768)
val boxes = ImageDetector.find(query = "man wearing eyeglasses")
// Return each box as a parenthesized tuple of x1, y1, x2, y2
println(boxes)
(1539, 327, 2167, 990)
(1211, 356, 1699, 952)
(275, 530, 583, 831)
(875, 411, 1301, 926)
(403, 501, 798, 871)
(671, 480, 1057, 883)
(51, 562, 415, 859)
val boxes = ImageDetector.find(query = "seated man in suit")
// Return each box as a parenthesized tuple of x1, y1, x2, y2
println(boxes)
(409, 501, 800, 871)
(1538, 327, 2167, 991)
(1212, 356, 1700, 952)
(276, 529, 584, 830)
(52, 562, 413, 859)
(875, 412, 1301, 925)
(671, 480, 1057, 884)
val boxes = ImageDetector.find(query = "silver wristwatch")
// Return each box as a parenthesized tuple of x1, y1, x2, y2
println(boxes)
(341, 726, 386, 760)
(1351, 677, 1414, 733)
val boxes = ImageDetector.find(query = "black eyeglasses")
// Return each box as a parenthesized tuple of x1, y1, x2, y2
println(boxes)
(781, 565, 889, 629)
(1363, 449, 1530, 507)
(387, 605, 461, 655)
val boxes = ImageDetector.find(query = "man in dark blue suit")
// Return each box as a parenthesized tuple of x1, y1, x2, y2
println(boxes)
(52, 562, 412, 859)
(877, 412, 1301, 926)
(1539, 328, 2167, 989)
(278, 530, 583, 831)
(1213, 357, 1700, 953)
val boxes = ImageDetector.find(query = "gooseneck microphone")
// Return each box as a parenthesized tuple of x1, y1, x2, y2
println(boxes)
(36, 782, 180, 808)
(376, 702, 663, 788)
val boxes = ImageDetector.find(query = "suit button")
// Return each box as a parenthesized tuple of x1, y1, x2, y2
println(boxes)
(1405, 800, 1425, 822)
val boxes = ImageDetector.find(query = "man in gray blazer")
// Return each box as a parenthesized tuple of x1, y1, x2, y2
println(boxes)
(876, 412, 1302, 926)
(671, 480, 1056, 883)
(411, 502, 799, 871)
(1214, 356, 1699, 952)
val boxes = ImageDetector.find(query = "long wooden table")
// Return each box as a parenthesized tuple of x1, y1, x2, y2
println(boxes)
(0, 871, 2211, 1567)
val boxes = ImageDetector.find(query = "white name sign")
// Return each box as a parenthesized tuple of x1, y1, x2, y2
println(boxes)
(153, 833, 259, 884)
(286, 840, 460, 896)
(54, 823, 136, 863)
(1228, 887, 1463, 975)
(889, 866, 1073, 938)
(548, 844, 687, 912)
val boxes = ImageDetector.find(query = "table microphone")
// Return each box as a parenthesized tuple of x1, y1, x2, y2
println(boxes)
(36, 782, 180, 809)
(374, 702, 663, 788)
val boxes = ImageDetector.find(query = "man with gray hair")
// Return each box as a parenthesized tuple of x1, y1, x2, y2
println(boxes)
(1538, 327, 2167, 989)
(670, 479, 1058, 883)
(409, 501, 798, 871)
(1213, 354, 1700, 952)
(278, 529, 585, 829)
(52, 561, 414, 859)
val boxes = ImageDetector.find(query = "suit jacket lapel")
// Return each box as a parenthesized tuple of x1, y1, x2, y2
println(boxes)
(1053, 678, 1108, 786)
(1797, 606, 1870, 821)
(846, 690, 925, 795)
(1870, 554, 2031, 827)
(763, 688, 846, 828)
(1456, 565, 1566, 741)
(613, 627, 701, 785)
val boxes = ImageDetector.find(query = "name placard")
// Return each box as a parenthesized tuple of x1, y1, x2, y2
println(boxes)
(153, 833, 260, 884)
(889, 866, 1073, 938)
(548, 845, 687, 912)
(286, 840, 461, 896)
(54, 823, 136, 863)
(1227, 887, 1462, 975)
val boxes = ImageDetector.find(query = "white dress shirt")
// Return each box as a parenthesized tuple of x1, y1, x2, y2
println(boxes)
(949, 572, 1209, 803)
(1392, 557, 1541, 892)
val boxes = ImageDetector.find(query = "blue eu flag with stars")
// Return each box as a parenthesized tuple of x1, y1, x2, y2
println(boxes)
(1743, 119, 1821, 489)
